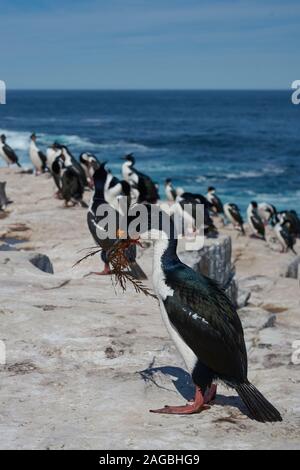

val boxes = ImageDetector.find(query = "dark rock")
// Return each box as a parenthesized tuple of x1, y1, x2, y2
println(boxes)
(179, 235, 238, 305)
(29, 253, 54, 274)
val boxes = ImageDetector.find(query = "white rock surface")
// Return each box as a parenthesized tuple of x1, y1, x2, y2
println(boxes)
(0, 169, 299, 450)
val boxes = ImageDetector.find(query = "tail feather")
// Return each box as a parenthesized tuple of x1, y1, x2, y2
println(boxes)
(128, 261, 148, 280)
(236, 382, 282, 423)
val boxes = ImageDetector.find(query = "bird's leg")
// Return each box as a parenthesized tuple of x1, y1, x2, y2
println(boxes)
(204, 384, 217, 404)
(150, 386, 210, 415)
(94, 262, 112, 276)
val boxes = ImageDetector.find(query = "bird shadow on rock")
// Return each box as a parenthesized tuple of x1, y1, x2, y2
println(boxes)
(139, 365, 247, 415)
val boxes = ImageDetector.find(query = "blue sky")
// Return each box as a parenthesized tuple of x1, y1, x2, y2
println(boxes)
(1, 0, 299, 89)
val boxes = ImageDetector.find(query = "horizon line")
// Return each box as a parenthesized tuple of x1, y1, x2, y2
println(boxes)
(5, 87, 291, 92)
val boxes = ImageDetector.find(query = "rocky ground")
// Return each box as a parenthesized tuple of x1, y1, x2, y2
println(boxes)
(0, 168, 299, 450)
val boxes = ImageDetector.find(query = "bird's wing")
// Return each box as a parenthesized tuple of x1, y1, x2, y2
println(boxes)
(135, 170, 159, 202)
(38, 150, 47, 166)
(212, 195, 223, 212)
(228, 204, 244, 225)
(107, 181, 123, 199)
(3, 144, 18, 163)
(251, 214, 265, 236)
(164, 264, 247, 381)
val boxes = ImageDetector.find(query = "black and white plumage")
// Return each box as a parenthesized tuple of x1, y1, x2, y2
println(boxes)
(121, 154, 159, 204)
(0, 181, 13, 211)
(273, 221, 297, 254)
(247, 201, 265, 240)
(79, 152, 101, 188)
(206, 187, 223, 214)
(87, 163, 147, 279)
(60, 145, 88, 186)
(258, 202, 277, 225)
(51, 155, 64, 192)
(224, 203, 245, 234)
(277, 210, 300, 238)
(133, 205, 282, 421)
(171, 192, 217, 237)
(46, 143, 62, 170)
(51, 154, 87, 207)
(164, 179, 177, 202)
(0, 134, 21, 167)
(29, 133, 47, 174)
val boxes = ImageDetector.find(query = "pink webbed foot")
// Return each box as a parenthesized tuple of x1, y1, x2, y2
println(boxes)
(93, 263, 112, 275)
(150, 386, 211, 415)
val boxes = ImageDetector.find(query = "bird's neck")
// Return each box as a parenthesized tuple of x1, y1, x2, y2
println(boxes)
(153, 236, 179, 271)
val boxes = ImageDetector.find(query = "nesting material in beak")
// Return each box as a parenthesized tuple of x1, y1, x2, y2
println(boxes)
(107, 238, 155, 298)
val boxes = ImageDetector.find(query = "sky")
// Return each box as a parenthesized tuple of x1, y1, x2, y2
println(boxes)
(0, 0, 299, 89)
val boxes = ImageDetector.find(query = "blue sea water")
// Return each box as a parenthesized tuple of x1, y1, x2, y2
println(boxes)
(0, 90, 299, 214)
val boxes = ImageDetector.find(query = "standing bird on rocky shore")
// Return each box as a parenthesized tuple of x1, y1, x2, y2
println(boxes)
(276, 210, 300, 239)
(57, 144, 88, 188)
(258, 202, 277, 225)
(224, 203, 245, 234)
(164, 178, 177, 202)
(79, 152, 101, 188)
(0, 181, 13, 211)
(0, 134, 21, 167)
(125, 204, 282, 422)
(171, 192, 217, 237)
(29, 133, 47, 175)
(247, 201, 265, 240)
(273, 221, 297, 254)
(206, 187, 223, 215)
(87, 162, 147, 279)
(46, 143, 62, 169)
(121, 153, 159, 204)
(51, 152, 87, 207)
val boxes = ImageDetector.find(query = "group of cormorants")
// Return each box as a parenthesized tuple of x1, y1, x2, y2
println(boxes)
(1, 132, 299, 253)
(165, 178, 299, 254)
(0, 132, 297, 423)
(84, 157, 283, 422)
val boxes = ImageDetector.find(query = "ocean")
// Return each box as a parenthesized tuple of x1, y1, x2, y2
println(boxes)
(0, 90, 299, 214)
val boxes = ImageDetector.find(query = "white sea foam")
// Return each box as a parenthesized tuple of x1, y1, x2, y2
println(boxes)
(0, 129, 31, 151)
(0, 129, 155, 153)
(196, 166, 285, 183)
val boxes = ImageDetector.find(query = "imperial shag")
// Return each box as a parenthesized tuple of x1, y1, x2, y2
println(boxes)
(164, 179, 177, 202)
(0, 181, 13, 211)
(121, 154, 159, 204)
(247, 201, 265, 240)
(171, 191, 217, 237)
(273, 221, 297, 254)
(0, 134, 21, 167)
(51, 151, 87, 207)
(258, 202, 277, 225)
(46, 143, 62, 170)
(79, 152, 101, 188)
(206, 187, 223, 214)
(87, 162, 147, 279)
(128, 205, 282, 422)
(29, 133, 47, 175)
(224, 203, 245, 234)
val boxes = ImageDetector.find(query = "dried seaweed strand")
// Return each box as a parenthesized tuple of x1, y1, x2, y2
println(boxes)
(73, 241, 157, 300)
